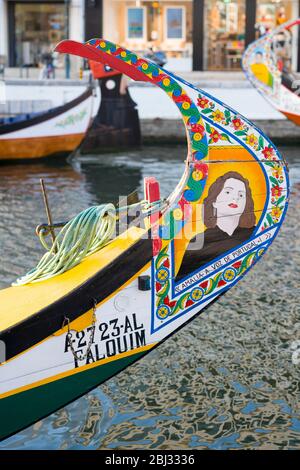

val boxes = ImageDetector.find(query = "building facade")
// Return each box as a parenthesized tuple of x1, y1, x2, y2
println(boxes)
(0, 0, 299, 71)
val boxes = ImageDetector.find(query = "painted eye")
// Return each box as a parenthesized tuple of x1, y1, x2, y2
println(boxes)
(239, 193, 245, 198)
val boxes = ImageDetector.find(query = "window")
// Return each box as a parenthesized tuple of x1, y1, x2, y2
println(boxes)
(127, 7, 146, 41)
(102, 0, 193, 70)
(165, 7, 185, 40)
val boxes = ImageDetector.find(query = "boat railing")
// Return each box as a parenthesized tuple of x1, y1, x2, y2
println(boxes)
(0, 99, 52, 117)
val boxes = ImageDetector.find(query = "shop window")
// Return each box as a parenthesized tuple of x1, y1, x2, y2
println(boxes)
(103, 0, 193, 70)
(14, 3, 65, 67)
(204, 0, 246, 71)
(126, 7, 146, 41)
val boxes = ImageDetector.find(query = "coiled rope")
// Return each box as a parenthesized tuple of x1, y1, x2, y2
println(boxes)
(13, 204, 116, 286)
(13, 199, 164, 286)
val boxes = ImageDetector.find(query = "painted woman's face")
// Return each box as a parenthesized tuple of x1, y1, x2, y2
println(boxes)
(212, 178, 247, 218)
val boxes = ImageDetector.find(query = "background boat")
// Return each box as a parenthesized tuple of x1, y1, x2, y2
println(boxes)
(243, 19, 300, 126)
(0, 87, 94, 161)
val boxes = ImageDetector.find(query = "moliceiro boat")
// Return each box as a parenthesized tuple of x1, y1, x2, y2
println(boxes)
(0, 39, 289, 441)
(0, 87, 94, 161)
(243, 18, 300, 125)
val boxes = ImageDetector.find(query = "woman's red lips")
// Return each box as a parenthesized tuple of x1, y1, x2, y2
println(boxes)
(228, 203, 238, 208)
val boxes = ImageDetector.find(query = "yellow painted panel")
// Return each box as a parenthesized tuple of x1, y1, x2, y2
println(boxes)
(173, 146, 268, 273)
(0, 226, 146, 332)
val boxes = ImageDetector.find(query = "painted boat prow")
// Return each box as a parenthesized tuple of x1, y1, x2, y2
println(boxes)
(0, 38, 289, 442)
(243, 18, 300, 124)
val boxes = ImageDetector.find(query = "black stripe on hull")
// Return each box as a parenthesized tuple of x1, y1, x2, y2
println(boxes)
(0, 236, 153, 361)
(0, 284, 231, 444)
(0, 88, 93, 136)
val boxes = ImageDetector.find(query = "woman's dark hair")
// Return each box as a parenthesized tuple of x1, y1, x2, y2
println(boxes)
(203, 171, 256, 228)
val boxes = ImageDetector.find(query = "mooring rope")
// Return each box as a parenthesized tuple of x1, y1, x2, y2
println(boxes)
(13, 204, 117, 286)
(13, 199, 165, 286)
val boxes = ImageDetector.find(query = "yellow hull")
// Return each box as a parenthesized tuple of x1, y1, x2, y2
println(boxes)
(0, 133, 85, 161)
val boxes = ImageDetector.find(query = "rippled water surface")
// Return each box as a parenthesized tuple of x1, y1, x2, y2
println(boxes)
(0, 146, 299, 450)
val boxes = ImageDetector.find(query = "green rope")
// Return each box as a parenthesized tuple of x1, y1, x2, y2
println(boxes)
(13, 204, 116, 286)
(13, 198, 166, 287)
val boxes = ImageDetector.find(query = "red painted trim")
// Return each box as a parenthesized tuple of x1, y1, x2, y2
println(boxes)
(55, 40, 152, 83)
(89, 60, 121, 79)
(285, 19, 300, 30)
(144, 177, 162, 256)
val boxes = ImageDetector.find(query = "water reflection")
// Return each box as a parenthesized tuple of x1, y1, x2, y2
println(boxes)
(0, 146, 299, 449)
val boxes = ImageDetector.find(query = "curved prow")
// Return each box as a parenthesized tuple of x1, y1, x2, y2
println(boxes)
(56, 38, 289, 242)
(55, 39, 208, 163)
(55, 39, 210, 229)
(283, 18, 300, 30)
(55, 40, 153, 84)
(243, 18, 300, 124)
